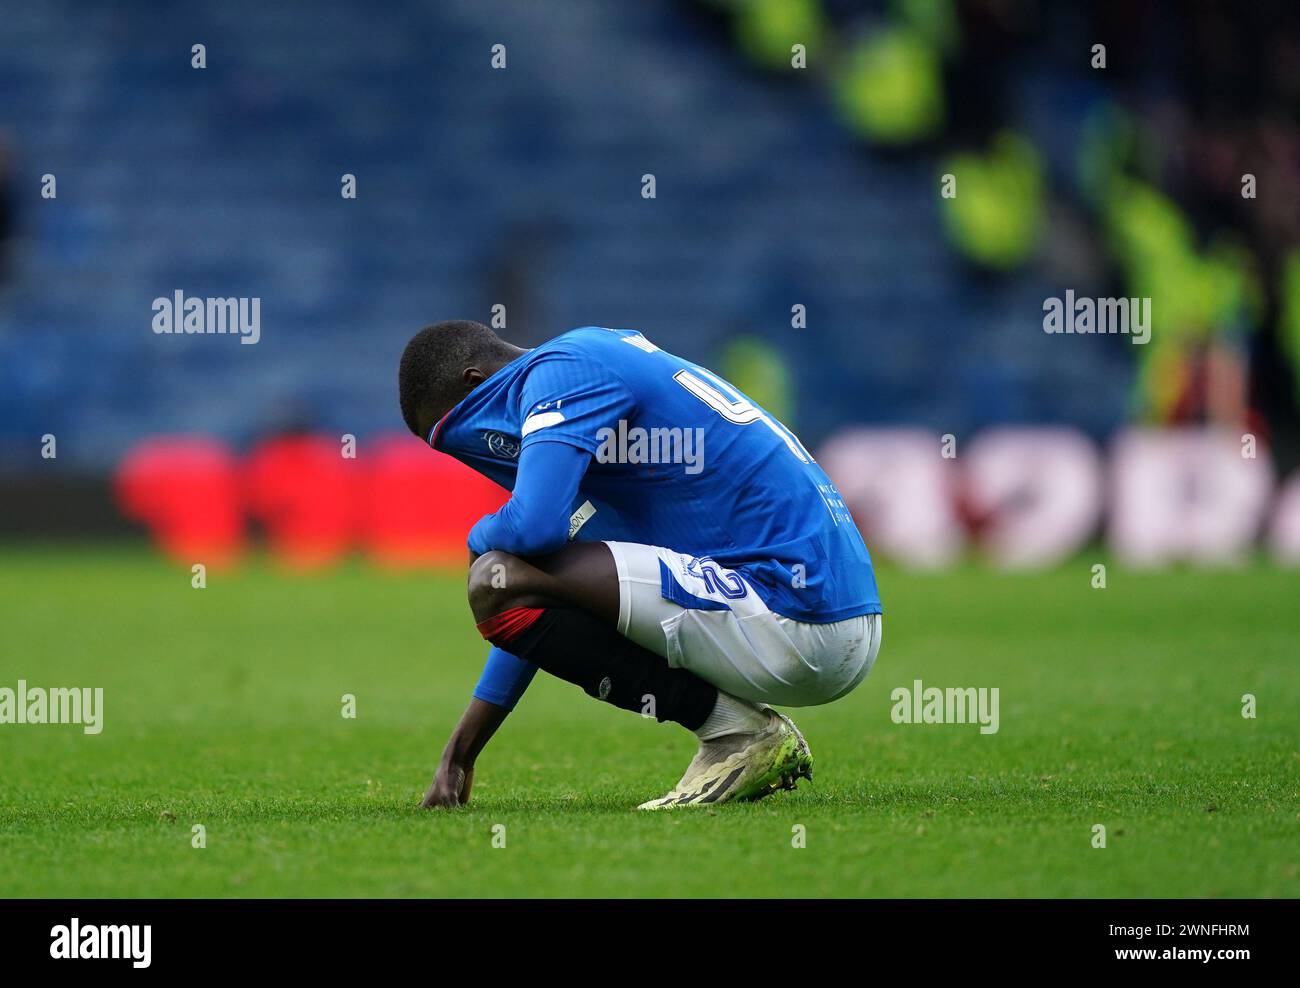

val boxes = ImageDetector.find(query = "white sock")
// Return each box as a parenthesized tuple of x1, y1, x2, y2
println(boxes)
(694, 691, 769, 740)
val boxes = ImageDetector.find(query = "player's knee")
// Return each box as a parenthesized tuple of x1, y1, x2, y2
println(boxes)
(467, 550, 530, 621)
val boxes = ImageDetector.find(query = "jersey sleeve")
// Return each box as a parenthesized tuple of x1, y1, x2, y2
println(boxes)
(466, 440, 590, 557)
(515, 349, 637, 455)
(472, 646, 538, 710)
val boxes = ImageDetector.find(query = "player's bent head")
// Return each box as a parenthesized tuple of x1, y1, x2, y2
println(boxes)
(398, 319, 518, 441)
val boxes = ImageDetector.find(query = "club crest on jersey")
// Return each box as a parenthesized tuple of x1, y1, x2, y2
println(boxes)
(482, 431, 520, 459)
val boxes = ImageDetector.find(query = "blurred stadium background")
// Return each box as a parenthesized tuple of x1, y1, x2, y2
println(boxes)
(1, 0, 1298, 566)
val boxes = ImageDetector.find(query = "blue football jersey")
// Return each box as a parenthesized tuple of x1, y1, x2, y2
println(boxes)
(432, 327, 881, 622)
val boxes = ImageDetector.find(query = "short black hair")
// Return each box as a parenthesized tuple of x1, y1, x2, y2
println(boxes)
(398, 319, 511, 437)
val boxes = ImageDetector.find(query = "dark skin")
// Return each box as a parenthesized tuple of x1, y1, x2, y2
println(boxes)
(410, 344, 528, 448)
(421, 544, 621, 808)
(414, 348, 622, 809)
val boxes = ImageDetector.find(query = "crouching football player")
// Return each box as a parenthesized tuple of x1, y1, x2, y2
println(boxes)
(398, 321, 883, 809)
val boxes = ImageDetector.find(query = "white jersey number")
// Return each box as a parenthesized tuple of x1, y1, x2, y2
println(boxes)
(673, 368, 811, 463)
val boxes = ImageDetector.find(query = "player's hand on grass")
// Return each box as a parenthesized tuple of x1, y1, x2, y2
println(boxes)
(421, 761, 473, 808)
(419, 698, 507, 809)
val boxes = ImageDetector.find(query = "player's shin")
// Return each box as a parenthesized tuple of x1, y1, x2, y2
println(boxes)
(476, 606, 717, 730)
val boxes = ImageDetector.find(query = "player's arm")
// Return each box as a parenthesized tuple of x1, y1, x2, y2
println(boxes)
(422, 442, 590, 808)
(466, 440, 591, 557)
(422, 646, 542, 807)
(420, 696, 508, 808)
(468, 345, 619, 557)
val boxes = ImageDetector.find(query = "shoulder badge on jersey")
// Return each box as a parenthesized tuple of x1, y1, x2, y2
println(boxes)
(482, 431, 521, 459)
(521, 410, 566, 437)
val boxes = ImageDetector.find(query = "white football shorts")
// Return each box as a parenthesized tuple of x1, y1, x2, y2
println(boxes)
(604, 541, 881, 707)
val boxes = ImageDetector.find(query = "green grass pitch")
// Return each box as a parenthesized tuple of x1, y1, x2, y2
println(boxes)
(1, 546, 1296, 898)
